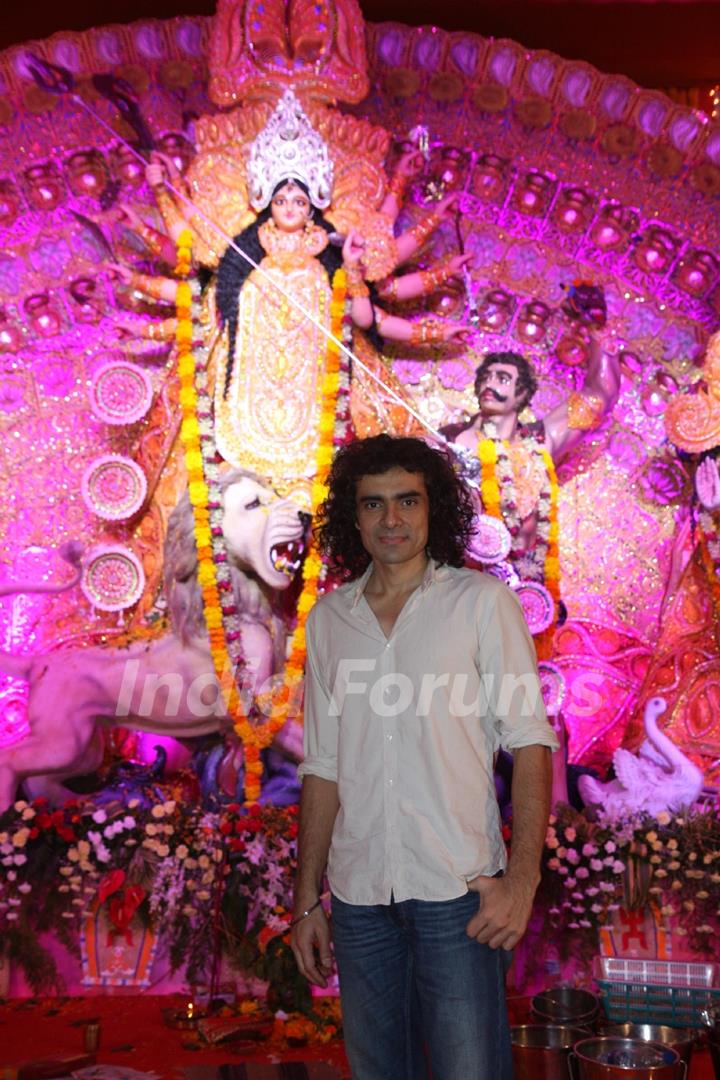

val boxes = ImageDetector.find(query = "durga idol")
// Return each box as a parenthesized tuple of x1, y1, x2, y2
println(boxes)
(116, 89, 467, 512)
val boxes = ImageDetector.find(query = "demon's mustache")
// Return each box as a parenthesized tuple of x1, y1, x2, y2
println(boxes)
(479, 387, 508, 403)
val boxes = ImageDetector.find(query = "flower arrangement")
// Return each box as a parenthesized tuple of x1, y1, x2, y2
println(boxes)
(541, 803, 720, 955)
(477, 422, 560, 656)
(0, 789, 309, 1008)
(174, 235, 352, 804)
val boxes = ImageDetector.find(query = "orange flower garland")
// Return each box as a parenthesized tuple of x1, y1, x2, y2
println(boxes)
(175, 234, 350, 804)
(175, 231, 277, 805)
(477, 429, 560, 657)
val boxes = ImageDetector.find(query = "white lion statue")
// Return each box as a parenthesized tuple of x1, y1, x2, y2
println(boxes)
(0, 469, 307, 810)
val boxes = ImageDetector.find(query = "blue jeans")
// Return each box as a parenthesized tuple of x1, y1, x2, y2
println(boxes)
(331, 891, 513, 1080)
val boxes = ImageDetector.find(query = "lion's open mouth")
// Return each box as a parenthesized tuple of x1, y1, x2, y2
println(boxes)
(270, 539, 305, 575)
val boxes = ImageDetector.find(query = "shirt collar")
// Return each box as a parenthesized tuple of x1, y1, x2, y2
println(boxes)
(348, 559, 447, 609)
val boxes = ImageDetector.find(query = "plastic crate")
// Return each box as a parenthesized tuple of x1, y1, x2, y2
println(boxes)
(596, 957, 720, 1027)
(600, 958, 716, 988)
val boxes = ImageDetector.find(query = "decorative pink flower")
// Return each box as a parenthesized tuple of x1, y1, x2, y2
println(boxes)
(639, 458, 686, 505)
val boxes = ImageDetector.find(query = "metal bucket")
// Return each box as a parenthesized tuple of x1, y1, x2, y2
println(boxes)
(603, 1024, 696, 1067)
(532, 987, 600, 1027)
(511, 1024, 591, 1080)
(568, 1037, 686, 1079)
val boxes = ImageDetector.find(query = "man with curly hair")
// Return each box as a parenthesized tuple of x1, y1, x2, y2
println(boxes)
(290, 434, 558, 1079)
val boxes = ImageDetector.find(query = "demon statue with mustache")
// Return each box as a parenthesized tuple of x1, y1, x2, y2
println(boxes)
(441, 285, 619, 654)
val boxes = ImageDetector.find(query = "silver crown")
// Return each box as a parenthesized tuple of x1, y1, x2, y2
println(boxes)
(246, 89, 334, 212)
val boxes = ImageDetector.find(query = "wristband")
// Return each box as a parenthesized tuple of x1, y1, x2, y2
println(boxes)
(290, 898, 323, 927)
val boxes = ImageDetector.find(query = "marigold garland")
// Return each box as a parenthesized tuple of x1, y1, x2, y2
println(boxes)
(175, 231, 278, 805)
(477, 427, 560, 658)
(175, 237, 351, 804)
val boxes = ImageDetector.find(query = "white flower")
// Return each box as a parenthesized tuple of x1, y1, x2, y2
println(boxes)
(12, 828, 30, 849)
(92, 810, 107, 824)
(13, 801, 28, 812)
(21, 807, 36, 821)
(612, 860, 626, 874)
(151, 805, 166, 819)
(604, 841, 616, 854)
(122, 816, 136, 829)
(176, 845, 189, 860)
(13, 854, 27, 866)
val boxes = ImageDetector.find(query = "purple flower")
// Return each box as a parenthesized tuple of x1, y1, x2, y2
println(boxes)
(639, 458, 686, 505)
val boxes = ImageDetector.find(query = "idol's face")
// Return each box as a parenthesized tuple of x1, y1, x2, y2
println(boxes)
(476, 363, 525, 419)
(355, 468, 429, 570)
(270, 181, 312, 233)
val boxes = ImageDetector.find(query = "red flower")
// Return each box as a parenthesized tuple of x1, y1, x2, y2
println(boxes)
(57, 826, 75, 842)
(37, 813, 52, 830)
(228, 838, 246, 852)
(219, 819, 233, 835)
(287, 823, 299, 839)
(28, 827, 39, 839)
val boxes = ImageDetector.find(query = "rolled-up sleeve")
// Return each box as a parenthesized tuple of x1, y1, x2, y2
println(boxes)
(297, 608, 339, 783)
(476, 584, 559, 754)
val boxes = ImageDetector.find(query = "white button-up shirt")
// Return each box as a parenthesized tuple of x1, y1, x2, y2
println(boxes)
(299, 561, 559, 904)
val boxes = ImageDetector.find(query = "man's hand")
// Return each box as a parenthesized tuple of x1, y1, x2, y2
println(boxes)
(465, 873, 537, 951)
(290, 907, 333, 987)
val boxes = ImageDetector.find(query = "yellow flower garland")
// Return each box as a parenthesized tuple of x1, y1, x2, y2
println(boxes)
(477, 434, 560, 659)
(175, 234, 347, 804)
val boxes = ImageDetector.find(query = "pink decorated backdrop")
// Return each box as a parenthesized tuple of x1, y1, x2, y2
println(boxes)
(0, 11, 718, 775)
